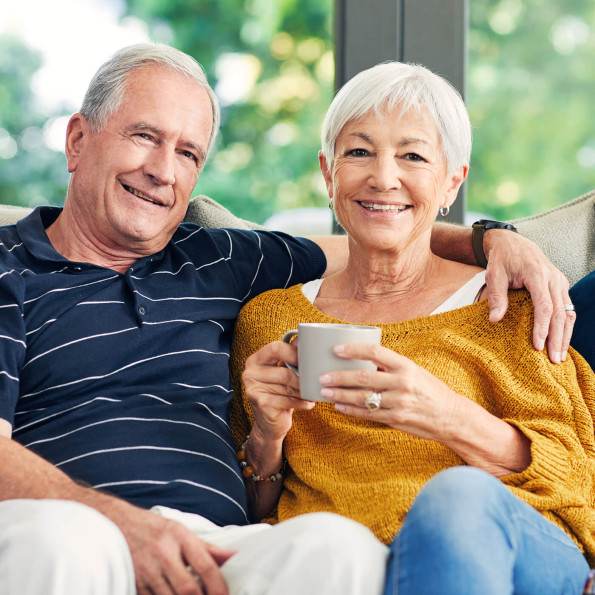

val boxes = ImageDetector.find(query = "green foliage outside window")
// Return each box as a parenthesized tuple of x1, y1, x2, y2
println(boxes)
(122, 0, 334, 223)
(467, 0, 595, 219)
(1, 0, 595, 223)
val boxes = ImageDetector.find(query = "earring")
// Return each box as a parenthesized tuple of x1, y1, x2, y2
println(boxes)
(439, 205, 450, 217)
(328, 198, 334, 211)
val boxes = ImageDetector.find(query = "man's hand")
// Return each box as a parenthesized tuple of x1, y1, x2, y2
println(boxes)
(484, 229, 575, 363)
(106, 501, 235, 595)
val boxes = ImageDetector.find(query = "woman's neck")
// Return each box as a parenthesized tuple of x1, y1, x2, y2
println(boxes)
(314, 243, 480, 323)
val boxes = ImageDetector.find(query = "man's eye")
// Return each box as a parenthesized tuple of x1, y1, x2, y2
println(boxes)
(182, 151, 198, 163)
(347, 149, 368, 157)
(135, 133, 153, 141)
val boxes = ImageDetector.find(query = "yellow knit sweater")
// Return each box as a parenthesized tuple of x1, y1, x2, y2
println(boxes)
(230, 284, 595, 564)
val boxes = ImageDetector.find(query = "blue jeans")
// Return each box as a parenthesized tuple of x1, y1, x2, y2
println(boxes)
(384, 467, 590, 595)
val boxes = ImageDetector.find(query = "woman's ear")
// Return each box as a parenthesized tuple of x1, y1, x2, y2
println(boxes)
(318, 151, 334, 198)
(65, 114, 89, 174)
(444, 164, 469, 207)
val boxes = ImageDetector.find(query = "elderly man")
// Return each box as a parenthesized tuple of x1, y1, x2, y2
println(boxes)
(0, 43, 575, 595)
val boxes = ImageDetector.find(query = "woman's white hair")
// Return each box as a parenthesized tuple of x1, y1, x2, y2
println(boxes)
(80, 42, 220, 158)
(321, 61, 471, 175)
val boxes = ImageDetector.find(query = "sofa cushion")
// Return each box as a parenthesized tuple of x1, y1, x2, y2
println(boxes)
(510, 189, 595, 286)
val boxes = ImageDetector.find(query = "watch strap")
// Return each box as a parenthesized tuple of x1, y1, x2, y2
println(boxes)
(471, 219, 518, 268)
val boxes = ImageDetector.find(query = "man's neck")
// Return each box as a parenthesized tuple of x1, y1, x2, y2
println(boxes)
(46, 210, 141, 274)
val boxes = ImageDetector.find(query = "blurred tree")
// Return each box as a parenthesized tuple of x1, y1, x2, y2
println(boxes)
(123, 0, 334, 223)
(2, 0, 595, 223)
(0, 35, 68, 208)
(468, 0, 595, 219)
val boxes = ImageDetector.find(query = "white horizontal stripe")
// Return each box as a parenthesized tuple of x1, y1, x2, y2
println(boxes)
(208, 319, 224, 330)
(131, 260, 194, 279)
(26, 318, 58, 336)
(49, 266, 70, 274)
(0, 303, 21, 310)
(14, 397, 122, 433)
(139, 393, 172, 404)
(0, 334, 26, 348)
(196, 403, 230, 429)
(23, 326, 138, 369)
(174, 383, 232, 393)
(24, 275, 119, 305)
(241, 233, 263, 300)
(21, 348, 229, 399)
(132, 290, 242, 303)
(0, 269, 16, 280)
(24, 417, 235, 454)
(76, 300, 126, 305)
(143, 319, 194, 326)
(19, 269, 33, 276)
(1, 241, 23, 252)
(279, 237, 295, 289)
(56, 446, 243, 483)
(173, 227, 203, 244)
(0, 370, 19, 382)
(195, 257, 229, 271)
(94, 478, 248, 521)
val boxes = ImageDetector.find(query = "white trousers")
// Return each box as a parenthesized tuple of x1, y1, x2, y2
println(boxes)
(0, 500, 388, 595)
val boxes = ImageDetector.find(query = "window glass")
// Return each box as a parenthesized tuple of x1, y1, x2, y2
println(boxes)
(0, 0, 334, 226)
(467, 0, 595, 219)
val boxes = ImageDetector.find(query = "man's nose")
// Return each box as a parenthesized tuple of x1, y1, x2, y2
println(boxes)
(144, 145, 176, 186)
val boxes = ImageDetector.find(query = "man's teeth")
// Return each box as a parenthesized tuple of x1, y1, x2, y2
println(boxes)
(123, 185, 160, 205)
(359, 202, 408, 212)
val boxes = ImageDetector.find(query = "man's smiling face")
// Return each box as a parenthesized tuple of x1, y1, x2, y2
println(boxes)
(65, 64, 213, 256)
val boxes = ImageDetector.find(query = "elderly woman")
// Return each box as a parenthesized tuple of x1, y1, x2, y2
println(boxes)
(230, 62, 595, 594)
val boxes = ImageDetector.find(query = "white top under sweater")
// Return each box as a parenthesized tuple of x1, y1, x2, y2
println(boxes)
(301, 271, 487, 314)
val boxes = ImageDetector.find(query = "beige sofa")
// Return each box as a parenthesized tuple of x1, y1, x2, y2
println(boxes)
(1, 191, 594, 286)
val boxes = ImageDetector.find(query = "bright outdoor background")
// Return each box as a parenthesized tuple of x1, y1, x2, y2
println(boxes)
(1, 0, 595, 230)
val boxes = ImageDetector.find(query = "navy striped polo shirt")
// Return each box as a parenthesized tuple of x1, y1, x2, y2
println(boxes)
(0, 207, 325, 526)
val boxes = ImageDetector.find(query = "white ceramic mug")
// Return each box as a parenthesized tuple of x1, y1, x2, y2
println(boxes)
(281, 322, 382, 401)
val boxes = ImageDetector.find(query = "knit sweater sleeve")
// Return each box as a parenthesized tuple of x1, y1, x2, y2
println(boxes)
(229, 288, 298, 450)
(482, 296, 595, 560)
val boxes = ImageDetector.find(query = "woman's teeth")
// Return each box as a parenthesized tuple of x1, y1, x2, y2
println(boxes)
(359, 202, 408, 212)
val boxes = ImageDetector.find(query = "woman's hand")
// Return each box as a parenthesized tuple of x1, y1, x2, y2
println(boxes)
(318, 342, 461, 440)
(241, 340, 316, 521)
(319, 342, 531, 476)
(242, 340, 315, 443)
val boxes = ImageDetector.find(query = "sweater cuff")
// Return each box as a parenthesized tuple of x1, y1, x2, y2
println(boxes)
(500, 421, 570, 487)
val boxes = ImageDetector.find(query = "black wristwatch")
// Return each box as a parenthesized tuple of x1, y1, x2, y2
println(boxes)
(471, 219, 518, 268)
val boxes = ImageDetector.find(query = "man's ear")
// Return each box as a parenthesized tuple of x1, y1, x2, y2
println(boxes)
(65, 114, 90, 173)
(444, 164, 469, 207)
(318, 151, 334, 198)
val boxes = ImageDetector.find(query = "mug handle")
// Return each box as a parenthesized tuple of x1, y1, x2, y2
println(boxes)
(281, 329, 299, 375)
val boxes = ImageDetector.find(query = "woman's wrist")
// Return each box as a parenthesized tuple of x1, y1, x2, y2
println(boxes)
(243, 426, 286, 478)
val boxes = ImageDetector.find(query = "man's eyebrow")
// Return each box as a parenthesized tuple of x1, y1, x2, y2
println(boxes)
(124, 122, 206, 162)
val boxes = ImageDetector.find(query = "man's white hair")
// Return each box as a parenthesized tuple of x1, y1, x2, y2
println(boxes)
(80, 42, 220, 158)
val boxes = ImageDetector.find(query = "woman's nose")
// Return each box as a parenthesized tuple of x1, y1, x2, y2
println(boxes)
(368, 155, 402, 191)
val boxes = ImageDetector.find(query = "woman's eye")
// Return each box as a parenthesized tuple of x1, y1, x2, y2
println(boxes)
(347, 149, 369, 157)
(404, 152, 424, 162)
